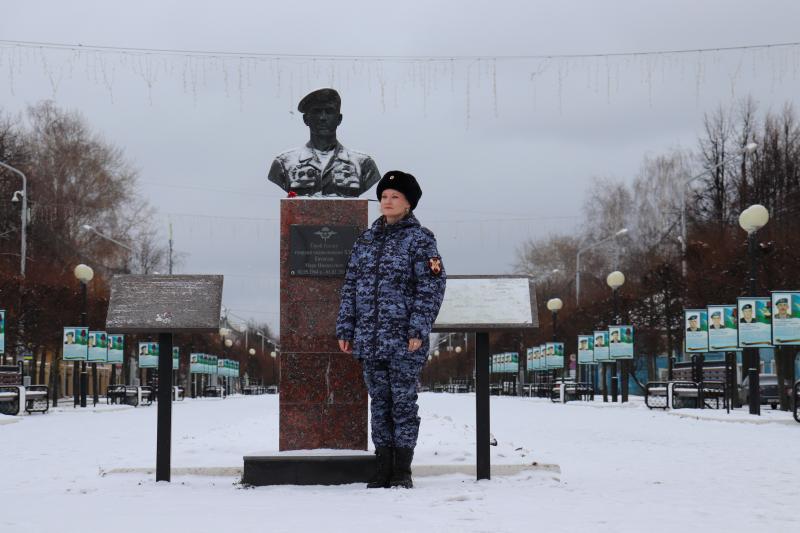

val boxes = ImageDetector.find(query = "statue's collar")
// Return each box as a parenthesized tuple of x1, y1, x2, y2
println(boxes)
(299, 141, 347, 164)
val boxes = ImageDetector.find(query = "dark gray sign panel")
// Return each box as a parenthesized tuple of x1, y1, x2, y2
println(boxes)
(106, 275, 223, 334)
(289, 225, 360, 277)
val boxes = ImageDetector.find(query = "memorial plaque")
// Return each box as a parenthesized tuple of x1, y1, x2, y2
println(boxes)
(433, 275, 539, 332)
(289, 225, 359, 277)
(106, 275, 223, 334)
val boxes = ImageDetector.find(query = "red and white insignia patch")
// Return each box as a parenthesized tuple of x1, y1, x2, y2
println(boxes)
(428, 257, 442, 276)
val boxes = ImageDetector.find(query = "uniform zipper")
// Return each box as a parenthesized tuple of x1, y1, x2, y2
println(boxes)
(372, 224, 387, 355)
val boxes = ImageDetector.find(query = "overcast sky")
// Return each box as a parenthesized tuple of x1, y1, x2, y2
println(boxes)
(2, 0, 798, 334)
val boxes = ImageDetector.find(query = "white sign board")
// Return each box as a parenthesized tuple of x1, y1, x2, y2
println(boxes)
(433, 276, 538, 331)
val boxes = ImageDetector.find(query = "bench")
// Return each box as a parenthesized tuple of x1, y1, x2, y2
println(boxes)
(0, 364, 50, 415)
(243, 385, 267, 395)
(173, 386, 186, 401)
(0, 385, 50, 415)
(646, 358, 732, 410)
(550, 381, 595, 403)
(794, 381, 799, 424)
(203, 385, 226, 398)
(106, 385, 153, 407)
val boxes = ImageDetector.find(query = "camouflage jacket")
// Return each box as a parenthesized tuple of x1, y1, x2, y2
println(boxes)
(268, 142, 381, 197)
(336, 214, 446, 364)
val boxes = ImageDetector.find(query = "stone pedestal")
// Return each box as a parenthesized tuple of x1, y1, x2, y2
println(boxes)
(278, 198, 368, 451)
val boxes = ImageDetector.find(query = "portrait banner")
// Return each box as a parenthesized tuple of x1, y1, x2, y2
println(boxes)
(609, 325, 634, 359)
(87, 331, 109, 363)
(107, 334, 124, 364)
(593, 331, 611, 362)
(578, 335, 595, 364)
(209, 355, 218, 374)
(545, 342, 564, 369)
(707, 305, 739, 351)
(172, 346, 180, 370)
(190, 353, 201, 374)
(684, 310, 708, 353)
(138, 342, 159, 369)
(771, 291, 800, 346)
(737, 297, 773, 348)
(63, 327, 89, 361)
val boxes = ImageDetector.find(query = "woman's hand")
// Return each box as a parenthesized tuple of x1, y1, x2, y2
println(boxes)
(408, 338, 422, 352)
(338, 339, 353, 354)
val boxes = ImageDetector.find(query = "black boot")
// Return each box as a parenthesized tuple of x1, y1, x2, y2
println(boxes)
(390, 447, 414, 488)
(366, 447, 393, 489)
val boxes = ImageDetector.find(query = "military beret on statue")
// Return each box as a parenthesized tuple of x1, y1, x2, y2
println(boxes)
(376, 170, 422, 210)
(298, 88, 342, 113)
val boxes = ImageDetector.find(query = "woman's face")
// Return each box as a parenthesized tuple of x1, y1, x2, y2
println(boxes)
(380, 188, 411, 219)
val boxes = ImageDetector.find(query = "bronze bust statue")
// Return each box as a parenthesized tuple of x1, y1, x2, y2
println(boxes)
(268, 88, 381, 197)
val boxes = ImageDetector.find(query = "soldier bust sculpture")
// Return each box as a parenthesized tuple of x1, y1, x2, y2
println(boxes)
(268, 88, 381, 197)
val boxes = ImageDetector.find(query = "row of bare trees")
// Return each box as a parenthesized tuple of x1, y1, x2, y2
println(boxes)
(426, 98, 799, 401)
(0, 101, 177, 379)
(511, 97, 799, 393)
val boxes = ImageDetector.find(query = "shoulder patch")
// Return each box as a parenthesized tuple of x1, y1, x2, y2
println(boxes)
(428, 257, 443, 276)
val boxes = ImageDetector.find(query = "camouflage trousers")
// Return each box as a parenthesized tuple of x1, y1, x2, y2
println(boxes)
(363, 357, 424, 449)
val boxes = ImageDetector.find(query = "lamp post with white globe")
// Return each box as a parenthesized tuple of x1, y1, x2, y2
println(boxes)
(546, 298, 564, 381)
(74, 264, 94, 408)
(607, 271, 626, 402)
(739, 204, 769, 415)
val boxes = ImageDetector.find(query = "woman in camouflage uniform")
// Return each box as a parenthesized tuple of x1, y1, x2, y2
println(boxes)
(336, 171, 446, 489)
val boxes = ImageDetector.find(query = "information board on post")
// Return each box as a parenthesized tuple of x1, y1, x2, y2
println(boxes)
(684, 310, 708, 353)
(593, 331, 610, 362)
(63, 327, 89, 361)
(107, 334, 124, 363)
(737, 297, 773, 348)
(139, 342, 159, 368)
(707, 305, 739, 351)
(771, 291, 800, 346)
(609, 325, 634, 359)
(577, 334, 595, 364)
(88, 331, 109, 362)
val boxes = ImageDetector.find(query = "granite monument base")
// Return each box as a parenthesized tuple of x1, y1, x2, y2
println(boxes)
(242, 453, 376, 486)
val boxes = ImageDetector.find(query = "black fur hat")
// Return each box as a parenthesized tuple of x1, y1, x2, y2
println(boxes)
(376, 170, 422, 210)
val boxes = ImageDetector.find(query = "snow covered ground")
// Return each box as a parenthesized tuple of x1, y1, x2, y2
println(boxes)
(2, 393, 798, 533)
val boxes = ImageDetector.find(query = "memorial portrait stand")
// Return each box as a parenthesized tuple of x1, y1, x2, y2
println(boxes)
(106, 275, 223, 482)
(433, 275, 539, 480)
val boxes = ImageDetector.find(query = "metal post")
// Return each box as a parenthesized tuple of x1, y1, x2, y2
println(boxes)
(79, 282, 88, 408)
(575, 249, 582, 307)
(73, 361, 79, 407)
(746, 233, 761, 410)
(621, 360, 629, 403)
(611, 365, 618, 402)
(92, 362, 98, 406)
(0, 161, 27, 278)
(475, 331, 490, 480)
(80, 361, 88, 407)
(156, 332, 174, 482)
(601, 363, 608, 402)
(748, 368, 760, 416)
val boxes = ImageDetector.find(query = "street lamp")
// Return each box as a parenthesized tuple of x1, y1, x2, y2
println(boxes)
(546, 298, 564, 381)
(576, 229, 628, 306)
(606, 271, 626, 402)
(270, 350, 278, 388)
(81, 224, 134, 272)
(739, 203, 769, 415)
(681, 142, 758, 279)
(0, 161, 27, 278)
(74, 264, 94, 408)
